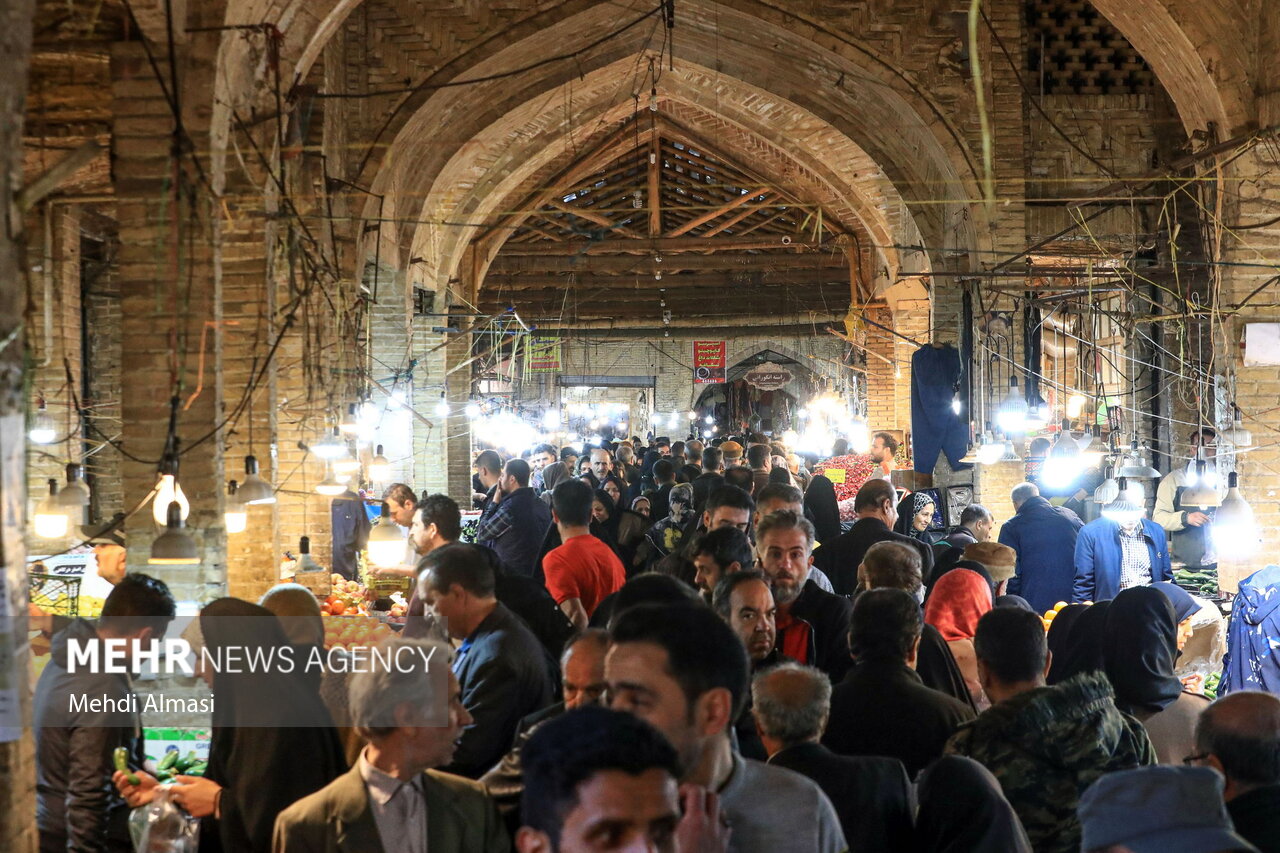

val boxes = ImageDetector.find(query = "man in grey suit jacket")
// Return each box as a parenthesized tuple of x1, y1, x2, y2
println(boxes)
(273, 637, 509, 853)
(418, 543, 556, 778)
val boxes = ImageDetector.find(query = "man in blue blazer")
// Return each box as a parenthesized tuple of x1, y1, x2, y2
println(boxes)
(1073, 509, 1172, 602)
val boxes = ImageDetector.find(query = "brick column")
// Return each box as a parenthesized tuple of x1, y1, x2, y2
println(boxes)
(1216, 146, 1280, 592)
(111, 42, 225, 602)
(1, 0, 36, 845)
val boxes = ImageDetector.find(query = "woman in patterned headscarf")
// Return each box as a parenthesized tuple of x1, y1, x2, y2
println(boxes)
(894, 491, 937, 544)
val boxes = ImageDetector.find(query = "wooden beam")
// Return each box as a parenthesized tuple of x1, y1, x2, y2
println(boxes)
(545, 199, 642, 238)
(488, 251, 847, 274)
(666, 187, 773, 238)
(16, 140, 102, 212)
(522, 312, 841, 330)
(477, 122, 654, 256)
(484, 268, 852, 290)
(699, 193, 779, 238)
(496, 237, 828, 256)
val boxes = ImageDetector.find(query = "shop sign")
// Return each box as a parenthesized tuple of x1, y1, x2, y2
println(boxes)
(524, 337, 562, 374)
(744, 362, 793, 390)
(693, 341, 726, 384)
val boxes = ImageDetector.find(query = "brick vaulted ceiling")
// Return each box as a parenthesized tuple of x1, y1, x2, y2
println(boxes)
(474, 114, 860, 326)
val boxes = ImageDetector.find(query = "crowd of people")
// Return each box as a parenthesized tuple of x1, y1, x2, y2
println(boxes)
(31, 430, 1280, 852)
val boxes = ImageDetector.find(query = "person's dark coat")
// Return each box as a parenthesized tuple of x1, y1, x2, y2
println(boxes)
(944, 672, 1156, 853)
(940, 526, 978, 550)
(998, 495, 1084, 613)
(788, 578, 855, 682)
(1047, 601, 1112, 685)
(917, 623, 978, 711)
(474, 486, 552, 579)
(813, 517, 934, 596)
(768, 742, 914, 853)
(34, 619, 145, 853)
(1226, 784, 1280, 853)
(691, 472, 725, 513)
(1103, 586, 1208, 765)
(199, 599, 347, 853)
(446, 602, 556, 779)
(648, 481, 673, 521)
(478, 701, 566, 838)
(822, 657, 975, 778)
(803, 475, 842, 546)
(916, 756, 1033, 852)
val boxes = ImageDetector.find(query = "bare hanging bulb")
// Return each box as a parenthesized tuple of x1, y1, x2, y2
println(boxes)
(648, 85, 658, 112)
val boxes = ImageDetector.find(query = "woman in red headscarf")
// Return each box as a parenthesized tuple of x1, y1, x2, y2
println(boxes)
(925, 568, 994, 707)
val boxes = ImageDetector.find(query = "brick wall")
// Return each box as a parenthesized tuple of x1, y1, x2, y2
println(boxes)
(24, 204, 81, 554)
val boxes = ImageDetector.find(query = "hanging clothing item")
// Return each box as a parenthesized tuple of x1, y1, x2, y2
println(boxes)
(330, 490, 371, 580)
(1220, 564, 1280, 696)
(910, 344, 972, 473)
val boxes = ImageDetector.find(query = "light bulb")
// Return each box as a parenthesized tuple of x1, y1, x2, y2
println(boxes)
(369, 444, 391, 482)
(465, 402, 482, 419)
(149, 501, 199, 565)
(152, 473, 190, 526)
(543, 409, 562, 429)
(997, 377, 1028, 433)
(224, 480, 247, 535)
(316, 466, 348, 496)
(34, 479, 69, 539)
(310, 427, 349, 460)
(704, 415, 714, 425)
(435, 393, 451, 417)
(238, 454, 277, 505)
(56, 463, 90, 511)
(367, 501, 406, 567)
(334, 456, 361, 476)
(950, 393, 962, 415)
(1066, 394, 1087, 419)
(1214, 472, 1258, 559)
(339, 403, 360, 436)
(295, 536, 324, 574)
(28, 402, 56, 445)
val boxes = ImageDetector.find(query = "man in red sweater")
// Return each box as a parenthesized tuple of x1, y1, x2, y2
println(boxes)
(543, 479, 626, 630)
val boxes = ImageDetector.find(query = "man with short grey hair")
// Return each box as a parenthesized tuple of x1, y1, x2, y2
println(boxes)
(273, 638, 509, 853)
(999, 481, 1084, 613)
(757, 510, 853, 681)
(754, 663, 913, 853)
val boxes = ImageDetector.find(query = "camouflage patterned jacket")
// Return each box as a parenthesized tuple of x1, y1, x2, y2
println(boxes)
(945, 672, 1155, 853)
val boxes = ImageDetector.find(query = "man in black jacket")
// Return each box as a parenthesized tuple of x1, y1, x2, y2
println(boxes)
(34, 574, 177, 853)
(756, 509, 853, 681)
(813, 478, 933, 596)
(648, 458, 676, 520)
(479, 629, 610, 833)
(822, 588, 974, 777)
(692, 447, 726, 513)
(419, 544, 555, 778)
(754, 662, 914, 852)
(474, 457, 552, 578)
(861, 541, 976, 710)
(1194, 690, 1280, 853)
